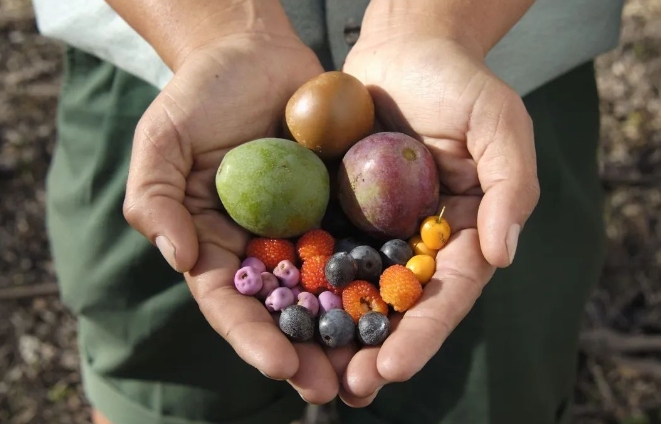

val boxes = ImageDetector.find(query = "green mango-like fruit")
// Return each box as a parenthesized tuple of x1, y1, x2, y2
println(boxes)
(216, 138, 330, 238)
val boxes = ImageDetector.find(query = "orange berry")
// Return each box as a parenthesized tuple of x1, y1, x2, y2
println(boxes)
(300, 255, 332, 295)
(420, 207, 451, 250)
(245, 238, 296, 271)
(342, 280, 389, 322)
(408, 235, 438, 258)
(405, 255, 436, 285)
(379, 265, 423, 312)
(296, 229, 335, 262)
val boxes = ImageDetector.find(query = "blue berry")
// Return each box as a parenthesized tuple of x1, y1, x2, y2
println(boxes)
(357, 311, 390, 346)
(325, 252, 357, 288)
(279, 305, 315, 342)
(379, 239, 413, 267)
(334, 237, 362, 254)
(349, 245, 382, 282)
(318, 309, 355, 348)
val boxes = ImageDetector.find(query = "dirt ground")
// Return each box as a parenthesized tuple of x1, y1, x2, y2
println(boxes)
(0, 0, 660, 423)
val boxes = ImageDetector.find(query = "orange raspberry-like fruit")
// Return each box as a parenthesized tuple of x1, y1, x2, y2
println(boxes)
(300, 255, 332, 295)
(341, 280, 389, 323)
(379, 265, 423, 312)
(296, 229, 335, 262)
(245, 237, 296, 271)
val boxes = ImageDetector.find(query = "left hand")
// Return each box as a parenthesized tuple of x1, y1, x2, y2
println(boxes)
(327, 27, 540, 407)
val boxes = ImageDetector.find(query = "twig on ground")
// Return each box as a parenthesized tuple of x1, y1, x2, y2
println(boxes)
(580, 328, 661, 355)
(0, 282, 59, 301)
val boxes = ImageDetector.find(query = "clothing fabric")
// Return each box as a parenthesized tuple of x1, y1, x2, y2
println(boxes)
(46, 45, 606, 424)
(32, 0, 624, 97)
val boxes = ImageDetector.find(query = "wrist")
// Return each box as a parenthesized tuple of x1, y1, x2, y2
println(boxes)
(359, 0, 535, 59)
(106, 0, 300, 71)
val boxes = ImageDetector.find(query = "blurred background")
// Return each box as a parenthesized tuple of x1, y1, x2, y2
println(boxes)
(0, 0, 659, 423)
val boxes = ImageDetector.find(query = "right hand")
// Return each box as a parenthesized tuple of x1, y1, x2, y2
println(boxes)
(122, 34, 340, 404)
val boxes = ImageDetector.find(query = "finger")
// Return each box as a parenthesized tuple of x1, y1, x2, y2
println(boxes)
(436, 195, 480, 232)
(423, 138, 479, 195)
(341, 346, 384, 403)
(467, 81, 540, 267)
(124, 102, 198, 273)
(193, 211, 249, 258)
(325, 344, 357, 379)
(186, 240, 299, 380)
(376, 230, 494, 382)
(287, 343, 339, 405)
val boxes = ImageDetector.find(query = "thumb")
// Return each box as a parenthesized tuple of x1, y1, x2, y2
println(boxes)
(467, 80, 540, 268)
(123, 100, 199, 273)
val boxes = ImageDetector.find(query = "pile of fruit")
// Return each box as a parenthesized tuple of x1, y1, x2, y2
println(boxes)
(217, 71, 452, 348)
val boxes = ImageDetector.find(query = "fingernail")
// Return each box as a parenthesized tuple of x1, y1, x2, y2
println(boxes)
(260, 370, 284, 381)
(506, 224, 520, 264)
(155, 235, 177, 270)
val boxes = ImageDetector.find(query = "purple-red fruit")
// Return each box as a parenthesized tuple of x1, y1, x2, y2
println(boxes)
(273, 259, 300, 288)
(241, 256, 267, 273)
(234, 266, 263, 295)
(256, 272, 279, 299)
(318, 291, 342, 314)
(291, 285, 304, 298)
(297, 292, 320, 317)
(337, 132, 440, 240)
(265, 287, 295, 312)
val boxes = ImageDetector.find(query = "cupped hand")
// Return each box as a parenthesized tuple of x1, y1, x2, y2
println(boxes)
(332, 34, 540, 405)
(122, 35, 339, 404)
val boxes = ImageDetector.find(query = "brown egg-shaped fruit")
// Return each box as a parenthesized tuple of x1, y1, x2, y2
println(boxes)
(285, 71, 375, 160)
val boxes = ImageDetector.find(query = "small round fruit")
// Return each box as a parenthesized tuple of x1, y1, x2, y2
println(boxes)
(357, 311, 390, 346)
(380, 239, 414, 267)
(325, 252, 357, 289)
(408, 235, 438, 258)
(285, 71, 375, 160)
(256, 272, 279, 299)
(297, 292, 320, 317)
(318, 291, 342, 314)
(406, 255, 436, 285)
(318, 309, 356, 348)
(241, 257, 267, 273)
(349, 245, 382, 282)
(420, 207, 452, 250)
(216, 138, 330, 238)
(273, 260, 300, 288)
(279, 305, 315, 342)
(234, 266, 263, 295)
(265, 287, 295, 312)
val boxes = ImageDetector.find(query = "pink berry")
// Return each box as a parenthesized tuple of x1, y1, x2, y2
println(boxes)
(318, 291, 342, 314)
(234, 266, 263, 295)
(256, 272, 279, 299)
(297, 292, 320, 317)
(265, 287, 295, 312)
(273, 260, 300, 288)
(291, 285, 304, 298)
(241, 257, 266, 273)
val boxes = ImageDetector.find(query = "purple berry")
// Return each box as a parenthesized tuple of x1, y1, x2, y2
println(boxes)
(357, 311, 390, 346)
(350, 245, 383, 282)
(256, 272, 279, 299)
(279, 305, 315, 342)
(318, 309, 355, 348)
(325, 252, 357, 289)
(379, 239, 413, 267)
(234, 266, 263, 295)
(291, 285, 304, 298)
(265, 287, 295, 312)
(241, 256, 266, 273)
(318, 291, 342, 314)
(297, 292, 320, 317)
(273, 260, 300, 288)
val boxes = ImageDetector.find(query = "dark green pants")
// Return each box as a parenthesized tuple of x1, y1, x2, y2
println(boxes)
(46, 46, 605, 424)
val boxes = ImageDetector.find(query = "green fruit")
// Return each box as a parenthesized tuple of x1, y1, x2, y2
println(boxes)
(216, 138, 330, 238)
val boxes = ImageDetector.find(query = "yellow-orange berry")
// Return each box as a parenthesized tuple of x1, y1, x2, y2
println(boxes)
(420, 207, 451, 250)
(408, 235, 438, 258)
(405, 255, 436, 285)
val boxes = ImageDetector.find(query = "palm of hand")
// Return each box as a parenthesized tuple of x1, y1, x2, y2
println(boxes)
(330, 36, 539, 404)
(124, 38, 345, 403)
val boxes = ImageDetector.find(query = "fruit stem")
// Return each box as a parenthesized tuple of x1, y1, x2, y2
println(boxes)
(437, 206, 446, 223)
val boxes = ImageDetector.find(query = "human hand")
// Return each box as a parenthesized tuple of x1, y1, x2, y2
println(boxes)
(118, 2, 340, 404)
(330, 2, 540, 406)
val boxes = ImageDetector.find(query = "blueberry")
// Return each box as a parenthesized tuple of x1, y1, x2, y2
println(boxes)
(318, 309, 355, 348)
(325, 252, 357, 288)
(349, 245, 382, 282)
(379, 239, 413, 267)
(279, 305, 315, 342)
(357, 311, 390, 346)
